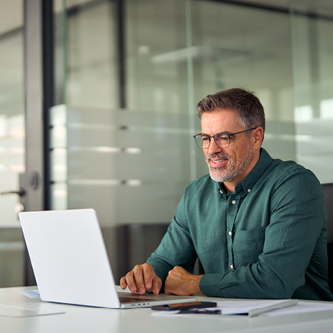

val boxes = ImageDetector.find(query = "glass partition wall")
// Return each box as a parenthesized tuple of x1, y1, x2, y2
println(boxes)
(290, 0, 333, 184)
(53, 0, 296, 209)
(190, 1, 295, 161)
(0, 0, 328, 289)
(51, 0, 333, 281)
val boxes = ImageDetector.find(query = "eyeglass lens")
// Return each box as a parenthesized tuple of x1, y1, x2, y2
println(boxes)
(195, 133, 229, 149)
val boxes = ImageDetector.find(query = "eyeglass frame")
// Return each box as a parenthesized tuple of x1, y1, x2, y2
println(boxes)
(193, 127, 257, 149)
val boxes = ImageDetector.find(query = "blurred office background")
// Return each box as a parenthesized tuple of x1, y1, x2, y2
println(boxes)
(0, 0, 333, 287)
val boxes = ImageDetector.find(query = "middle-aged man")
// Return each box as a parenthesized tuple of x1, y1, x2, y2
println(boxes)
(120, 88, 333, 301)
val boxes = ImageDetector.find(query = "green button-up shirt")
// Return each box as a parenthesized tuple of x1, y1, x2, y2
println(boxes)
(147, 149, 333, 300)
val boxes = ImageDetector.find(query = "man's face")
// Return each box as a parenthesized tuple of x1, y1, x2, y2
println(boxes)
(201, 109, 259, 191)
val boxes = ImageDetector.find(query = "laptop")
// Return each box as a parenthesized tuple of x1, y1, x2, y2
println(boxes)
(18, 209, 197, 308)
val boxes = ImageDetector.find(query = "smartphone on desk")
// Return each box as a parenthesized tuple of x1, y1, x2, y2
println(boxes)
(151, 301, 217, 311)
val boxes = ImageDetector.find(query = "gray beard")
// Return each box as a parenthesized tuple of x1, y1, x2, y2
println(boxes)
(206, 145, 255, 183)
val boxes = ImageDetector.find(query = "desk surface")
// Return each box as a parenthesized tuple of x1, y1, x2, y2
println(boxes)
(1, 286, 333, 333)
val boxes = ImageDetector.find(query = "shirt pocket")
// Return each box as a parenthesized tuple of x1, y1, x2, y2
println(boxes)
(232, 227, 265, 268)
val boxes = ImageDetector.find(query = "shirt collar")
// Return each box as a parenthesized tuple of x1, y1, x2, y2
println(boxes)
(238, 148, 273, 194)
(217, 148, 274, 195)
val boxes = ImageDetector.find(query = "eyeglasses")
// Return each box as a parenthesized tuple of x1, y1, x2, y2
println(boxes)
(193, 127, 257, 149)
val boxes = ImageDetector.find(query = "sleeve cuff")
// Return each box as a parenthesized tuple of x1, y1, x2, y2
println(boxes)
(199, 273, 223, 297)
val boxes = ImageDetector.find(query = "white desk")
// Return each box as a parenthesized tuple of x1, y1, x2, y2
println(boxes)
(1, 286, 333, 333)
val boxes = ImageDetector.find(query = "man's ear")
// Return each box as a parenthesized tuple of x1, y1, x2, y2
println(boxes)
(253, 127, 264, 149)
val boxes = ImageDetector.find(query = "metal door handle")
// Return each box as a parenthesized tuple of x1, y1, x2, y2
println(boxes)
(0, 188, 26, 197)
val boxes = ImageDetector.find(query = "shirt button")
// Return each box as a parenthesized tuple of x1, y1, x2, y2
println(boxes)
(228, 231, 232, 236)
(232, 200, 236, 204)
(247, 189, 251, 192)
(219, 190, 223, 194)
(230, 265, 234, 269)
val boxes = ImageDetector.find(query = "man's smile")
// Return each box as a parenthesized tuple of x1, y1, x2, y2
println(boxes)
(210, 158, 228, 168)
(206, 153, 230, 169)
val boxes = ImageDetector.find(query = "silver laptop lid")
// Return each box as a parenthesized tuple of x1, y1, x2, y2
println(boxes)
(19, 209, 121, 308)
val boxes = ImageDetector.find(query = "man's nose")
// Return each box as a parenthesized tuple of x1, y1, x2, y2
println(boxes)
(207, 137, 222, 155)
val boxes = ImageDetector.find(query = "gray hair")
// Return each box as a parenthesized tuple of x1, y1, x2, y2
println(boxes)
(196, 88, 266, 132)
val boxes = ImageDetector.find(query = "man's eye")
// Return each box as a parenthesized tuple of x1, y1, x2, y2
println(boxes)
(216, 135, 228, 141)
(201, 136, 210, 141)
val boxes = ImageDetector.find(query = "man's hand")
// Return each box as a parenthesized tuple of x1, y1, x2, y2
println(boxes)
(120, 263, 162, 295)
(165, 266, 203, 296)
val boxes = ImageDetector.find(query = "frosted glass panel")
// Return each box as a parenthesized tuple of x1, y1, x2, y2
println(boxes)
(50, 105, 206, 226)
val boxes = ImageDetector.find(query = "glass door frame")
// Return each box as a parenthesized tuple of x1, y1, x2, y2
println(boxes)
(22, 0, 55, 285)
